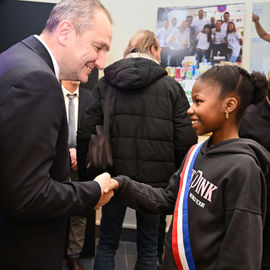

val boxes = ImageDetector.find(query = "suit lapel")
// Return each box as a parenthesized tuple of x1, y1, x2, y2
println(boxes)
(21, 35, 55, 73)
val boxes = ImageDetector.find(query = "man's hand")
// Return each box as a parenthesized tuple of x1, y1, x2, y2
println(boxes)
(69, 148, 77, 171)
(252, 13, 259, 23)
(93, 173, 119, 210)
(94, 172, 118, 193)
(110, 178, 119, 190)
(252, 12, 270, 42)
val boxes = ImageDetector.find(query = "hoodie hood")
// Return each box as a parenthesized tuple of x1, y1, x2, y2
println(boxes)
(104, 57, 167, 90)
(201, 137, 270, 177)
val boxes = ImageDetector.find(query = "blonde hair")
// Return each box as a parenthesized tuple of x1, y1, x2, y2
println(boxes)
(123, 30, 160, 58)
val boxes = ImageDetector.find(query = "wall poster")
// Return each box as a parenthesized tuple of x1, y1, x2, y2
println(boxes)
(156, 3, 245, 103)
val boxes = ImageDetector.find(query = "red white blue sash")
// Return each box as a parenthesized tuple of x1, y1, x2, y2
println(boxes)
(172, 142, 203, 270)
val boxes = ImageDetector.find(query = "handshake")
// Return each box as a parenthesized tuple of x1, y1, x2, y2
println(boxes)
(93, 172, 119, 210)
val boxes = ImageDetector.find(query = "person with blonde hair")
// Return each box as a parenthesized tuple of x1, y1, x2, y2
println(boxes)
(77, 29, 197, 270)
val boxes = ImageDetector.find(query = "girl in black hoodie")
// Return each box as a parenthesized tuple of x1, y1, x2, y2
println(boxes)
(114, 65, 270, 270)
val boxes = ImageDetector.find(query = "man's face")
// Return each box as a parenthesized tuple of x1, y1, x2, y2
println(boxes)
(163, 20, 169, 29)
(186, 17, 193, 26)
(224, 13, 230, 22)
(172, 18, 177, 26)
(62, 10, 112, 83)
(62, 80, 80, 90)
(216, 21, 222, 30)
(198, 10, 204, 19)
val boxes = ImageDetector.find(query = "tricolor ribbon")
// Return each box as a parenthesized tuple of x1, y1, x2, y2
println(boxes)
(172, 142, 203, 270)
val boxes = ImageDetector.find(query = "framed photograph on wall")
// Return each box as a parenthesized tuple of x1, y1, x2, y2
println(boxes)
(156, 4, 245, 69)
(156, 3, 245, 104)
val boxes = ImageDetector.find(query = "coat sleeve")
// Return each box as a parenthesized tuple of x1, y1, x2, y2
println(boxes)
(173, 82, 198, 167)
(115, 168, 182, 215)
(0, 70, 101, 219)
(216, 159, 266, 269)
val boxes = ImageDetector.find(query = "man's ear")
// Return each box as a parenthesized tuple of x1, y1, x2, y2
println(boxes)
(150, 45, 160, 63)
(224, 96, 238, 114)
(57, 20, 75, 46)
(150, 45, 156, 55)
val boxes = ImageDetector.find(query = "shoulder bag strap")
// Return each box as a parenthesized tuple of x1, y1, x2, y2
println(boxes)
(103, 84, 111, 136)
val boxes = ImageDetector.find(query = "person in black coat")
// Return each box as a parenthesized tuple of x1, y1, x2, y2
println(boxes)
(239, 86, 270, 152)
(239, 81, 270, 270)
(0, 1, 117, 270)
(77, 29, 197, 270)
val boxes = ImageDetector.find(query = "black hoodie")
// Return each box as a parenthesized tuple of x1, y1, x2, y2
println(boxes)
(116, 137, 270, 269)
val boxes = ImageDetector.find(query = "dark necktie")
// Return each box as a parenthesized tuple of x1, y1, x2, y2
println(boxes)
(67, 94, 76, 148)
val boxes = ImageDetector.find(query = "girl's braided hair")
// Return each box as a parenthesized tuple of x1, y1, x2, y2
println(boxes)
(199, 65, 268, 121)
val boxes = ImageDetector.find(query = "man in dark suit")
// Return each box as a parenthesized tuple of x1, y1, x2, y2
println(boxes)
(0, 1, 117, 270)
(61, 80, 95, 270)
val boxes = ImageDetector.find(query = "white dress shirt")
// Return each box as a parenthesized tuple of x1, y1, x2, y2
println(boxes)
(34, 35, 60, 81)
(212, 28, 226, 44)
(157, 27, 170, 47)
(167, 29, 190, 50)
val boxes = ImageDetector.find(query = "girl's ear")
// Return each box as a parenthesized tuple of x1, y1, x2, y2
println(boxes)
(224, 96, 238, 114)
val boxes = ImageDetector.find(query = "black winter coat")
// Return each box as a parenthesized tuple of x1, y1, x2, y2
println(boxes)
(77, 56, 197, 187)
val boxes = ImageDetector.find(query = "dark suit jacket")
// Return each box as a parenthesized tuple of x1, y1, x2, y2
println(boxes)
(0, 35, 101, 270)
(78, 87, 92, 130)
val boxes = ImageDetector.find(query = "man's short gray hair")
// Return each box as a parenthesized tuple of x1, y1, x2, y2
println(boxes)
(44, 0, 112, 34)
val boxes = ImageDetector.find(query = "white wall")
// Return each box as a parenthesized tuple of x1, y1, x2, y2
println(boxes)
(20, 0, 270, 72)
(250, 1, 270, 75)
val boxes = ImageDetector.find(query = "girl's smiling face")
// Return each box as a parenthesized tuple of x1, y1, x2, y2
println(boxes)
(203, 26, 211, 34)
(228, 22, 235, 32)
(187, 79, 227, 136)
